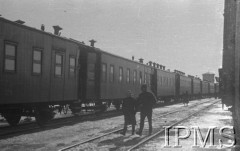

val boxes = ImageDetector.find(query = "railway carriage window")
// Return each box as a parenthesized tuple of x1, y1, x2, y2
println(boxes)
(126, 68, 130, 84)
(119, 67, 123, 83)
(144, 73, 147, 84)
(87, 64, 95, 80)
(160, 77, 162, 86)
(32, 49, 42, 74)
(55, 53, 63, 76)
(148, 75, 151, 85)
(139, 71, 142, 85)
(101, 64, 107, 82)
(4, 43, 17, 72)
(133, 70, 137, 84)
(110, 65, 114, 83)
(69, 56, 76, 78)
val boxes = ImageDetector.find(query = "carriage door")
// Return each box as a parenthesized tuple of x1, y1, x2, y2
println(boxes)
(50, 50, 65, 101)
(86, 52, 98, 100)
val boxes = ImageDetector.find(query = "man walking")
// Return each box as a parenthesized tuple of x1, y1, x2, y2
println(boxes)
(121, 90, 136, 135)
(136, 84, 157, 136)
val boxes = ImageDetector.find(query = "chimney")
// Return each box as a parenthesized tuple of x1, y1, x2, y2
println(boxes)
(89, 39, 96, 47)
(15, 20, 25, 24)
(41, 24, 45, 31)
(148, 61, 152, 66)
(153, 62, 156, 68)
(139, 58, 144, 64)
(132, 56, 134, 61)
(163, 66, 166, 70)
(160, 65, 163, 70)
(157, 64, 160, 69)
(53, 25, 62, 35)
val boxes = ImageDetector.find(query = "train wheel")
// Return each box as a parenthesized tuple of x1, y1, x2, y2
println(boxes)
(114, 103, 121, 110)
(35, 106, 55, 127)
(99, 104, 107, 113)
(3, 114, 21, 126)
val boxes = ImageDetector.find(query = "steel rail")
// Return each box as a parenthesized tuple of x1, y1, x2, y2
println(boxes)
(127, 100, 220, 151)
(58, 99, 217, 151)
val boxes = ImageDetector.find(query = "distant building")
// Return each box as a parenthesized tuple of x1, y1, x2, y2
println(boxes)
(202, 72, 215, 83)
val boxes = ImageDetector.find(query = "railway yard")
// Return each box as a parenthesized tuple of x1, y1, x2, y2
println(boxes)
(0, 1, 235, 150)
(0, 98, 233, 151)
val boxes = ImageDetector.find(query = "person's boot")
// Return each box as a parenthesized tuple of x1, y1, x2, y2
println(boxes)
(121, 126, 127, 135)
(136, 130, 142, 136)
(120, 130, 126, 135)
(149, 126, 152, 135)
(132, 125, 135, 135)
(136, 131, 142, 136)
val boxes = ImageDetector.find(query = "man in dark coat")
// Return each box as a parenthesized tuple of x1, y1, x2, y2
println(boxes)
(183, 91, 189, 106)
(136, 84, 157, 136)
(121, 90, 136, 135)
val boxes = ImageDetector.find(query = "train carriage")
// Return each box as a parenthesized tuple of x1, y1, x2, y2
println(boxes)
(179, 75, 192, 95)
(192, 78, 201, 98)
(0, 17, 84, 125)
(209, 82, 215, 95)
(156, 69, 175, 100)
(202, 81, 209, 95)
(96, 50, 155, 109)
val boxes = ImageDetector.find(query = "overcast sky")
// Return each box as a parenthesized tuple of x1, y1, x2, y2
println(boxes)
(0, 0, 224, 78)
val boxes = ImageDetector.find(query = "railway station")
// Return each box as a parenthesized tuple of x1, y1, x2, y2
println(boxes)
(0, 0, 239, 150)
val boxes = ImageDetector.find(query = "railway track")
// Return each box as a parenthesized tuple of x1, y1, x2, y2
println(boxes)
(0, 97, 208, 129)
(0, 107, 122, 139)
(0, 98, 216, 140)
(127, 101, 220, 151)
(58, 99, 219, 151)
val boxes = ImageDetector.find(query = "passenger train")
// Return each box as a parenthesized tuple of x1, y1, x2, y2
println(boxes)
(0, 17, 219, 126)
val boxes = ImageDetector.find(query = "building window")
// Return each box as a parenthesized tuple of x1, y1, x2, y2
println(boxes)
(139, 71, 142, 85)
(119, 67, 123, 83)
(110, 65, 114, 83)
(4, 43, 17, 72)
(69, 56, 76, 78)
(101, 63, 107, 82)
(133, 70, 137, 84)
(126, 68, 130, 84)
(32, 49, 42, 74)
(55, 53, 63, 77)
